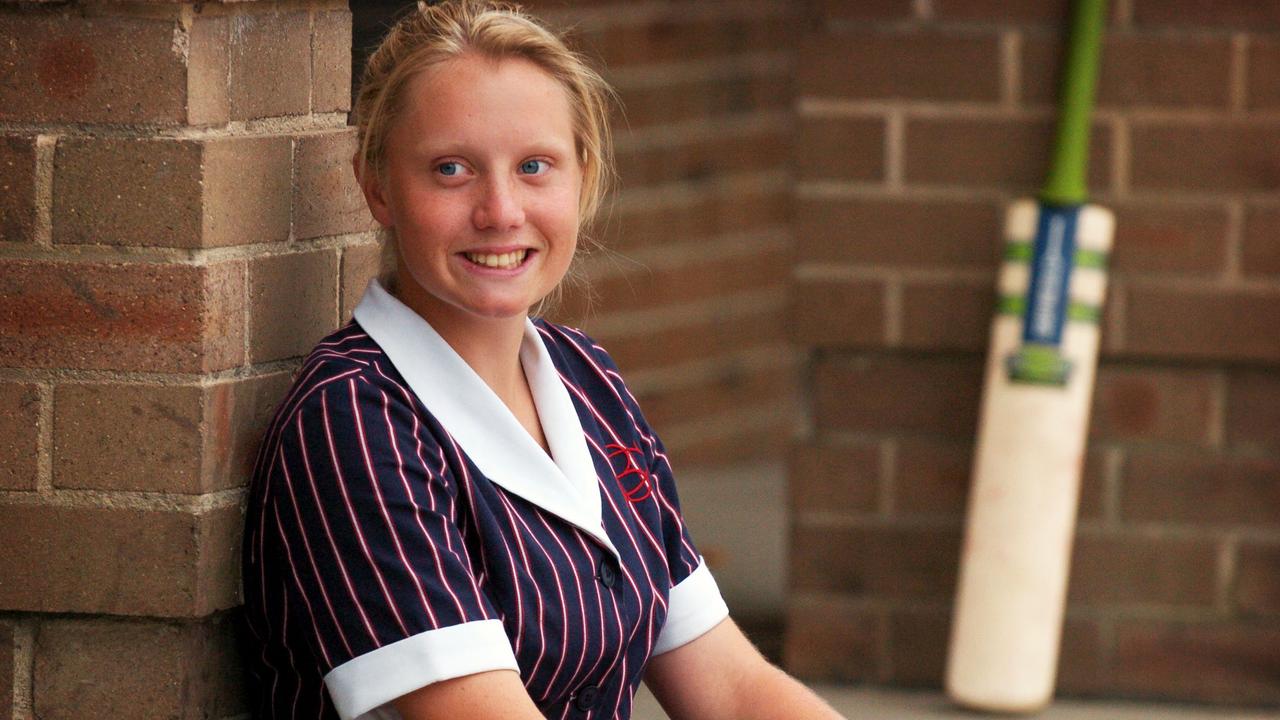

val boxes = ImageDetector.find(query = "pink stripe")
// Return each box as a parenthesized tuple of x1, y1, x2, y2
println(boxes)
(503, 494, 574, 691)
(272, 502, 333, 668)
(535, 511, 590, 694)
(496, 492, 545, 685)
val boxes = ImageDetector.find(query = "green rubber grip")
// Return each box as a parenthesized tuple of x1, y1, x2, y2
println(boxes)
(1040, 0, 1108, 207)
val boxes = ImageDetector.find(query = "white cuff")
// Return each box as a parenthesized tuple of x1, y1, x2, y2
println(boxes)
(324, 619, 519, 720)
(652, 559, 730, 656)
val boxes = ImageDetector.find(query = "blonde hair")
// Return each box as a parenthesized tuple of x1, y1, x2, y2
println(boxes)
(353, 0, 615, 231)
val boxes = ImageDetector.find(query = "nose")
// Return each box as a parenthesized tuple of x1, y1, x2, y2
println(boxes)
(472, 175, 526, 231)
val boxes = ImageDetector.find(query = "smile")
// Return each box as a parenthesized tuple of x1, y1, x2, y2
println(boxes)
(463, 249, 529, 270)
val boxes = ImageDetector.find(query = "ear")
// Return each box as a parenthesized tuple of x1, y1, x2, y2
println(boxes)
(353, 153, 395, 228)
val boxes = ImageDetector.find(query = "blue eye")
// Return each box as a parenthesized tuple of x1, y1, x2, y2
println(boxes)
(437, 162, 461, 176)
(520, 159, 546, 175)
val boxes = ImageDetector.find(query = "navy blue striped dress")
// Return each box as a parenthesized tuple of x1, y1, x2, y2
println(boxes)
(242, 281, 728, 720)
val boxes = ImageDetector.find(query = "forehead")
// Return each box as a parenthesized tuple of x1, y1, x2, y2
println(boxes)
(391, 54, 577, 152)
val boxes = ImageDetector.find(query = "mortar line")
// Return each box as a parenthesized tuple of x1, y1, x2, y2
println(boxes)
(1223, 198, 1245, 281)
(1110, 115, 1130, 198)
(878, 438, 898, 518)
(1103, 445, 1124, 528)
(12, 617, 36, 719)
(884, 275, 904, 348)
(35, 383, 54, 494)
(1207, 369, 1228, 449)
(1112, 0, 1134, 27)
(912, 0, 934, 21)
(1216, 532, 1238, 615)
(1229, 33, 1249, 114)
(33, 136, 56, 248)
(885, 108, 905, 191)
(1001, 30, 1022, 109)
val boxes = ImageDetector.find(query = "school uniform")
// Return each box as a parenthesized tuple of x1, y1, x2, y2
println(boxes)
(242, 280, 729, 720)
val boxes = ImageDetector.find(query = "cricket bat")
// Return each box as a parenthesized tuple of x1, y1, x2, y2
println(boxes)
(945, 0, 1113, 712)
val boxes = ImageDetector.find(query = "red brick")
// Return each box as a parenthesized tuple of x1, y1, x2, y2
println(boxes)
(188, 14, 231, 126)
(783, 597, 880, 682)
(1056, 617, 1109, 694)
(799, 28, 1001, 102)
(1077, 448, 1108, 522)
(0, 618, 12, 716)
(1122, 285, 1280, 363)
(341, 240, 389, 321)
(1133, 0, 1280, 31)
(615, 125, 788, 188)
(619, 74, 790, 130)
(1243, 204, 1280, 277)
(52, 372, 290, 494)
(813, 355, 984, 437)
(893, 437, 971, 518)
(584, 13, 792, 69)
(294, 129, 376, 240)
(34, 615, 245, 720)
(312, 10, 353, 113)
(793, 278, 887, 348)
(900, 279, 995, 352)
(0, 135, 38, 243)
(796, 116, 886, 182)
(791, 525, 961, 600)
(605, 186, 788, 253)
(0, 383, 39, 491)
(0, 259, 245, 373)
(53, 136, 291, 248)
(633, 364, 794, 433)
(1236, 542, 1280, 617)
(589, 307, 788, 375)
(1068, 533, 1218, 608)
(1226, 370, 1280, 451)
(1131, 121, 1280, 193)
(249, 250, 340, 363)
(905, 116, 1111, 191)
(1123, 449, 1280, 528)
(669, 415, 794, 468)
(888, 608, 948, 686)
(790, 440, 881, 516)
(1089, 366, 1215, 444)
(933, 0, 1077, 23)
(0, 13, 190, 124)
(796, 197, 1003, 270)
(1248, 38, 1280, 111)
(806, 0, 914, 22)
(1112, 201, 1230, 277)
(1113, 620, 1280, 704)
(0, 503, 241, 616)
(228, 10, 311, 120)
(1022, 32, 1232, 110)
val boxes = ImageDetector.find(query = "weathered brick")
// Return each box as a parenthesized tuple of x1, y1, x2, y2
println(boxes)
(0, 135, 38, 243)
(813, 355, 984, 437)
(294, 129, 376, 240)
(793, 278, 886, 348)
(585, 13, 792, 69)
(1130, 121, 1280, 193)
(670, 416, 793, 469)
(53, 372, 291, 494)
(893, 437, 971, 518)
(1113, 620, 1280, 704)
(905, 116, 1111, 191)
(1243, 204, 1280, 277)
(53, 136, 291, 247)
(1133, 0, 1280, 31)
(791, 525, 961, 600)
(341, 239, 389, 321)
(1022, 32, 1232, 109)
(249, 250, 340, 363)
(606, 187, 789, 253)
(228, 11, 312, 120)
(588, 307, 788, 374)
(34, 615, 246, 720)
(1089, 366, 1215, 444)
(615, 126, 788, 188)
(313, 10, 353, 113)
(0, 382, 39, 491)
(899, 279, 994, 353)
(796, 116, 885, 182)
(887, 608, 948, 686)
(633, 365, 794, 433)
(790, 440, 881, 516)
(1121, 285, 1280, 363)
(0, 259, 245, 373)
(1123, 449, 1280, 528)
(188, 14, 231, 126)
(1112, 201, 1230, 277)
(0, 503, 241, 616)
(1249, 38, 1280, 112)
(799, 28, 1001, 102)
(1226, 370, 1280, 451)
(796, 198, 1003, 270)
(783, 597, 880, 682)
(933, 0, 1072, 23)
(619, 74, 790, 129)
(1236, 542, 1280, 617)
(1069, 533, 1218, 608)
(0, 618, 13, 716)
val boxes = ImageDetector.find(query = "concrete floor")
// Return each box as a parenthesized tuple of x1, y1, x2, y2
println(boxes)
(632, 685, 1279, 719)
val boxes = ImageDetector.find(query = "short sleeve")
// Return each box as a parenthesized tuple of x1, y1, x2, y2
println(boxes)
(266, 372, 518, 719)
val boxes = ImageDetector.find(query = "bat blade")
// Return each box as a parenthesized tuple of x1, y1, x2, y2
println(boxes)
(945, 198, 1114, 712)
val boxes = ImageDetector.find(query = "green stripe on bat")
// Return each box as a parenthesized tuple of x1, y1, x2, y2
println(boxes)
(998, 295, 1102, 324)
(1003, 242, 1108, 269)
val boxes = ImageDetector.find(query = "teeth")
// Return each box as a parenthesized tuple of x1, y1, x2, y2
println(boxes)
(465, 249, 527, 269)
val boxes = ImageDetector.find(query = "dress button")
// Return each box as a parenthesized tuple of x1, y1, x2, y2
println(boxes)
(574, 685, 600, 712)
(598, 562, 616, 589)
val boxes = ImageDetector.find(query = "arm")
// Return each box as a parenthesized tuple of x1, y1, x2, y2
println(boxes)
(392, 670, 546, 720)
(644, 618, 846, 720)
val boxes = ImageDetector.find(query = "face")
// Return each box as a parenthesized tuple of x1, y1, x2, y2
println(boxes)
(361, 54, 582, 332)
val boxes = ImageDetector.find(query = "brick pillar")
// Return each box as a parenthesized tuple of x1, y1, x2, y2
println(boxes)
(0, 1, 380, 717)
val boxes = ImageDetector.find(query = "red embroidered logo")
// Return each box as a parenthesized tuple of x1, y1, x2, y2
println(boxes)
(605, 442, 652, 503)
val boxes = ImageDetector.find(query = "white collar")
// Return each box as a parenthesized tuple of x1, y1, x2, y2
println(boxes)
(353, 280, 619, 560)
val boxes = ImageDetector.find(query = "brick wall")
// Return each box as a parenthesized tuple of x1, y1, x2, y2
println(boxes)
(787, 0, 1280, 706)
(0, 0, 377, 716)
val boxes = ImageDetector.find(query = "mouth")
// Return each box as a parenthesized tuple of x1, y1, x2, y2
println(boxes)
(461, 248, 530, 270)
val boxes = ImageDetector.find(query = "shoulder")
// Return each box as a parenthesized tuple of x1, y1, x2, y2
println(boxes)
(532, 318, 625, 380)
